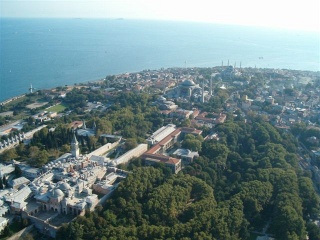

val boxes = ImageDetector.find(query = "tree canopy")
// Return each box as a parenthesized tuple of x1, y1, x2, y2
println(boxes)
(57, 109, 319, 240)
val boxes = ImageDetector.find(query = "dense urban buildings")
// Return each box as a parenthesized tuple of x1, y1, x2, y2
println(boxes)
(0, 66, 320, 239)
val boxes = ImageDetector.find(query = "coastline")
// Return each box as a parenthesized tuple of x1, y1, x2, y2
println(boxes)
(0, 77, 106, 105)
(1, 67, 320, 105)
(1, 18, 319, 103)
(0, 94, 26, 106)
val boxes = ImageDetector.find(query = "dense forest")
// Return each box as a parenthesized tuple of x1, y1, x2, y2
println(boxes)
(2, 86, 320, 239)
(57, 113, 320, 240)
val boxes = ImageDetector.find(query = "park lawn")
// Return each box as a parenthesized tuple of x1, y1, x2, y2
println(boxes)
(47, 103, 67, 113)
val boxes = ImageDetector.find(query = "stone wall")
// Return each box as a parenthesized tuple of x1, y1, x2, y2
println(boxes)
(28, 215, 59, 238)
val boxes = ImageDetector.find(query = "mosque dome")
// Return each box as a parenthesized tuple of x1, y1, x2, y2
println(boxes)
(51, 188, 65, 198)
(181, 79, 196, 87)
(59, 182, 71, 191)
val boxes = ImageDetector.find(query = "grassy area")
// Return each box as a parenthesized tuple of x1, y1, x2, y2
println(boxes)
(46, 104, 67, 113)
(1, 94, 42, 110)
(1, 96, 28, 108)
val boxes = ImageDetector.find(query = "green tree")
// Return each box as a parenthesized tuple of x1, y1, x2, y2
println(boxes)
(272, 205, 305, 240)
(61, 144, 71, 153)
(306, 222, 320, 240)
(16, 143, 25, 154)
(201, 141, 229, 165)
(35, 150, 49, 167)
(298, 177, 320, 218)
(14, 165, 22, 177)
(240, 180, 273, 219)
(182, 139, 202, 152)
(2, 176, 7, 188)
(1, 148, 18, 161)
(28, 146, 48, 167)
(125, 138, 138, 150)
(1, 225, 12, 237)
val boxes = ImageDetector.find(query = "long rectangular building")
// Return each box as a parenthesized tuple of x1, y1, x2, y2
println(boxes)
(147, 124, 176, 145)
(142, 126, 202, 174)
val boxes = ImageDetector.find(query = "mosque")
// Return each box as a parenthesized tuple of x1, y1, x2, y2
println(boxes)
(166, 79, 211, 103)
(177, 79, 201, 98)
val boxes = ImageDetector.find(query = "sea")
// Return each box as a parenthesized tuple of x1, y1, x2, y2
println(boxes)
(0, 18, 319, 102)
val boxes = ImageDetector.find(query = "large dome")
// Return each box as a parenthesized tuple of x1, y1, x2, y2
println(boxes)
(181, 79, 196, 87)
(51, 188, 65, 198)
(59, 182, 71, 191)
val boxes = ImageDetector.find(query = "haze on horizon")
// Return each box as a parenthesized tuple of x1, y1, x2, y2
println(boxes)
(0, 0, 319, 32)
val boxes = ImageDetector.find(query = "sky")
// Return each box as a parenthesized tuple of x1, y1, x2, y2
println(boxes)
(1, 0, 320, 31)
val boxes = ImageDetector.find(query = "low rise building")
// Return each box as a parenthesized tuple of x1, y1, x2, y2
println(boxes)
(111, 144, 148, 166)
(18, 165, 40, 180)
(172, 148, 199, 164)
(143, 153, 182, 174)
(10, 177, 30, 190)
(147, 124, 176, 145)
(143, 126, 202, 174)
(0, 216, 9, 232)
(0, 164, 15, 178)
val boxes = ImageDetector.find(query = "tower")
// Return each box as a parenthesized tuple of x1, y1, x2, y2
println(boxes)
(201, 78, 205, 103)
(210, 75, 213, 96)
(71, 132, 80, 158)
(29, 84, 34, 93)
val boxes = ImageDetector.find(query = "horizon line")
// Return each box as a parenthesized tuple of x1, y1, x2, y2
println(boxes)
(1, 16, 319, 33)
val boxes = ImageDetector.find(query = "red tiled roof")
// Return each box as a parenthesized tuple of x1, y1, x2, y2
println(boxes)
(192, 109, 200, 118)
(69, 121, 83, 129)
(166, 158, 180, 164)
(144, 126, 200, 168)
(142, 153, 180, 165)
(146, 144, 161, 154)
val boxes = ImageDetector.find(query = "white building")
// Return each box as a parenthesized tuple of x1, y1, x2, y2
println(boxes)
(0, 164, 15, 178)
(0, 216, 9, 232)
(147, 124, 176, 145)
(111, 144, 148, 166)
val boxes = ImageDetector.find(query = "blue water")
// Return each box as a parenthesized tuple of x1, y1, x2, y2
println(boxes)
(0, 18, 319, 101)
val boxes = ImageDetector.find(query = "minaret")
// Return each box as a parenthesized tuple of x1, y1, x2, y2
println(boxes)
(201, 79, 205, 103)
(210, 75, 213, 96)
(71, 132, 80, 158)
